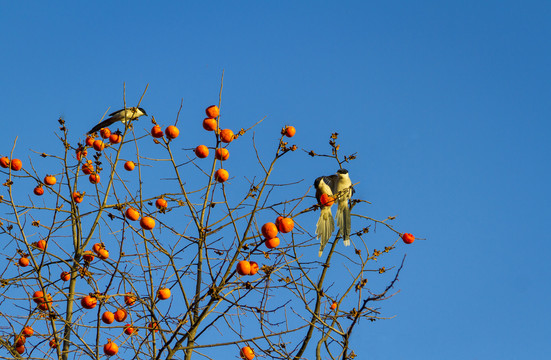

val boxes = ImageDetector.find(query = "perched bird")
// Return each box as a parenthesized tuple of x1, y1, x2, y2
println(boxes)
(87, 107, 147, 134)
(314, 175, 336, 257)
(332, 169, 352, 246)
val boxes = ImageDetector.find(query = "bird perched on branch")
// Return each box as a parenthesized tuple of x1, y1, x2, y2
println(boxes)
(87, 107, 148, 134)
(332, 169, 352, 246)
(314, 175, 336, 257)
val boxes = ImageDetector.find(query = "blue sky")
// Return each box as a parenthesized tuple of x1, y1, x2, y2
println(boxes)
(1, 1, 550, 359)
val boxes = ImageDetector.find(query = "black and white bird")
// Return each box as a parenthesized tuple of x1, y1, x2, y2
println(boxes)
(332, 169, 352, 246)
(314, 175, 336, 257)
(87, 107, 148, 134)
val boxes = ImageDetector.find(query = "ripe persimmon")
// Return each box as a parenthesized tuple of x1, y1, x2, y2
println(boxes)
(148, 321, 159, 333)
(82, 162, 94, 175)
(0, 157, 9, 168)
(206, 105, 220, 118)
(49, 339, 57, 348)
(93, 140, 105, 151)
(249, 261, 259, 275)
(402, 233, 415, 244)
(116, 309, 129, 322)
(236, 260, 251, 276)
(37, 239, 47, 251)
(102, 311, 115, 324)
(18, 257, 29, 267)
(10, 159, 22, 171)
(319, 193, 334, 207)
(82, 251, 95, 263)
(124, 324, 134, 335)
(203, 118, 217, 131)
(85, 136, 94, 147)
(100, 128, 111, 139)
(103, 339, 119, 356)
(240, 346, 255, 360)
(15, 335, 26, 347)
(124, 161, 135, 171)
(76, 148, 87, 161)
(73, 191, 84, 203)
(215, 169, 229, 183)
(277, 217, 294, 233)
(32, 291, 45, 303)
(165, 125, 180, 139)
(97, 248, 109, 260)
(109, 133, 122, 144)
(151, 125, 164, 138)
(155, 198, 167, 209)
(157, 287, 171, 300)
(140, 216, 155, 230)
(60, 271, 70, 281)
(125, 207, 140, 221)
(44, 175, 56, 186)
(15, 345, 24, 354)
(219, 129, 234, 143)
(195, 145, 209, 158)
(265, 237, 280, 249)
(92, 242, 103, 254)
(81, 295, 97, 309)
(22, 326, 34, 337)
(124, 292, 136, 306)
(284, 126, 296, 137)
(89, 173, 100, 184)
(330, 301, 337, 310)
(34, 186, 44, 196)
(261, 223, 278, 239)
(215, 148, 229, 161)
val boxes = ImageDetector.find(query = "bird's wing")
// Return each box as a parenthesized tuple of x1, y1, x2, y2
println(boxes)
(324, 175, 339, 195)
(108, 109, 124, 116)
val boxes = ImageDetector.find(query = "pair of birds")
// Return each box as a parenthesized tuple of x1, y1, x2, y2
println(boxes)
(88, 107, 353, 258)
(315, 169, 353, 257)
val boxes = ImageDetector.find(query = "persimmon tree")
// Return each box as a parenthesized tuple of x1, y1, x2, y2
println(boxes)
(0, 82, 416, 360)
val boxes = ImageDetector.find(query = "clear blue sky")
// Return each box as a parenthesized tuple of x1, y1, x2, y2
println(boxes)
(1, 1, 550, 359)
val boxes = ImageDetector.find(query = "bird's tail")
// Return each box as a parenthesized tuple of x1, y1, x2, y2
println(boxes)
(317, 206, 335, 257)
(336, 202, 351, 246)
(87, 117, 114, 135)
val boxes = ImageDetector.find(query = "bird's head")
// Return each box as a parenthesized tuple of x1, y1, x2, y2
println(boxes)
(337, 169, 349, 175)
(137, 107, 148, 117)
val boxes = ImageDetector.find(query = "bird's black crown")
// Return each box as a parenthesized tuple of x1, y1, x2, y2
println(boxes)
(337, 169, 348, 174)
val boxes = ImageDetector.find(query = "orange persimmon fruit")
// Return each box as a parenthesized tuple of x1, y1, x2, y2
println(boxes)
(103, 339, 119, 356)
(215, 169, 229, 183)
(203, 118, 217, 131)
(240, 346, 255, 360)
(10, 159, 22, 171)
(236, 260, 251, 276)
(140, 216, 155, 230)
(215, 148, 229, 161)
(18, 257, 29, 267)
(93, 140, 105, 151)
(261, 223, 278, 239)
(265, 237, 280, 249)
(155, 198, 168, 209)
(89, 173, 100, 184)
(0, 157, 9, 168)
(284, 126, 296, 137)
(34, 186, 44, 196)
(165, 125, 179, 139)
(124, 161, 135, 171)
(219, 129, 234, 143)
(125, 207, 140, 221)
(402, 233, 415, 244)
(194, 145, 209, 158)
(157, 287, 171, 300)
(102, 311, 115, 324)
(114, 309, 128, 322)
(99, 128, 111, 139)
(81, 295, 97, 309)
(249, 261, 259, 275)
(205, 105, 219, 118)
(151, 125, 164, 138)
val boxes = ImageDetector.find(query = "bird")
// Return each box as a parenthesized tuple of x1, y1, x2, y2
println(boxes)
(332, 169, 352, 247)
(87, 107, 147, 134)
(314, 175, 337, 257)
